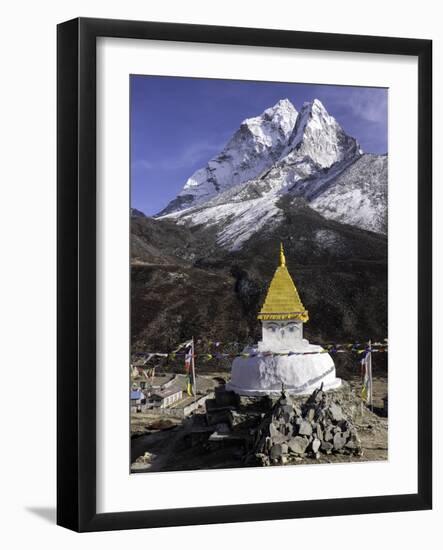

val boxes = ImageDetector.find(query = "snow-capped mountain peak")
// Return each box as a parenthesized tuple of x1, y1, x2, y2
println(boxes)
(158, 99, 298, 216)
(237, 98, 297, 151)
(256, 98, 298, 135)
(155, 98, 387, 250)
(281, 98, 361, 169)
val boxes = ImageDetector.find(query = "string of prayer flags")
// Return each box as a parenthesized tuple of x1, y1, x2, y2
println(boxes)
(132, 344, 388, 362)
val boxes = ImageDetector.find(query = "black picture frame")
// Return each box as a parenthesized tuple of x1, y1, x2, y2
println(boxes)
(57, 17, 432, 532)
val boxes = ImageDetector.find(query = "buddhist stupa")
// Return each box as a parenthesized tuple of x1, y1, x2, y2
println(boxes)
(226, 244, 341, 396)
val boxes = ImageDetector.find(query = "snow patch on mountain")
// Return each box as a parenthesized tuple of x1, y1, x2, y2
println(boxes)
(310, 154, 387, 234)
(170, 193, 283, 250)
(161, 173, 286, 250)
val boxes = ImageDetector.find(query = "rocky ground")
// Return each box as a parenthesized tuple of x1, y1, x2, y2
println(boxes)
(130, 371, 387, 473)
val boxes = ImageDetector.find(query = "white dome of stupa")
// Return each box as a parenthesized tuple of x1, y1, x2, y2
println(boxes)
(226, 244, 341, 396)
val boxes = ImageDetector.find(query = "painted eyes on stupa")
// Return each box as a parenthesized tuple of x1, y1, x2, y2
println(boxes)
(268, 323, 298, 333)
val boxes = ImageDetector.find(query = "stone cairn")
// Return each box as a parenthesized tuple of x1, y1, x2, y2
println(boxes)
(250, 384, 362, 466)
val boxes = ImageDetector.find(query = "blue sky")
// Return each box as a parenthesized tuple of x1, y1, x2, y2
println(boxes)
(131, 76, 387, 216)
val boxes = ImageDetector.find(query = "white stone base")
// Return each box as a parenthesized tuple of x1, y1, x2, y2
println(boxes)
(226, 344, 341, 396)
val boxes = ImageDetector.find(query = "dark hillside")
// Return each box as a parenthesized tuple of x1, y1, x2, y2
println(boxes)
(131, 199, 387, 353)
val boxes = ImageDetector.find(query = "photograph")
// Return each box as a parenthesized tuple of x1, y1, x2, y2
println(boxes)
(0, 0, 434, 541)
(129, 76, 388, 473)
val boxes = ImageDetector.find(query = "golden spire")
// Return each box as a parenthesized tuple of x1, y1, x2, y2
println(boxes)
(257, 244, 309, 322)
(280, 242, 286, 266)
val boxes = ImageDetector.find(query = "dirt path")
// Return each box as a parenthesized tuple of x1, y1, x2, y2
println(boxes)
(131, 420, 194, 472)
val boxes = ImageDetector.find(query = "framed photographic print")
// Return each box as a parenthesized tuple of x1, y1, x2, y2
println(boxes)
(57, 17, 432, 532)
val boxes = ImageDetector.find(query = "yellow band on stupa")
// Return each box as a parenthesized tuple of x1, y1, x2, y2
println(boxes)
(257, 243, 309, 322)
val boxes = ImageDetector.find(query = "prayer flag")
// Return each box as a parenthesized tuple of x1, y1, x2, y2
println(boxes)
(361, 349, 373, 405)
(184, 344, 192, 373)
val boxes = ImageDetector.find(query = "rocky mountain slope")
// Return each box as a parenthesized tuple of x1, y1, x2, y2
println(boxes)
(310, 154, 388, 234)
(131, 199, 387, 352)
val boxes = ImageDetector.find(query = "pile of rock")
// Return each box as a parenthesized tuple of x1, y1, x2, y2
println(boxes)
(250, 385, 362, 466)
